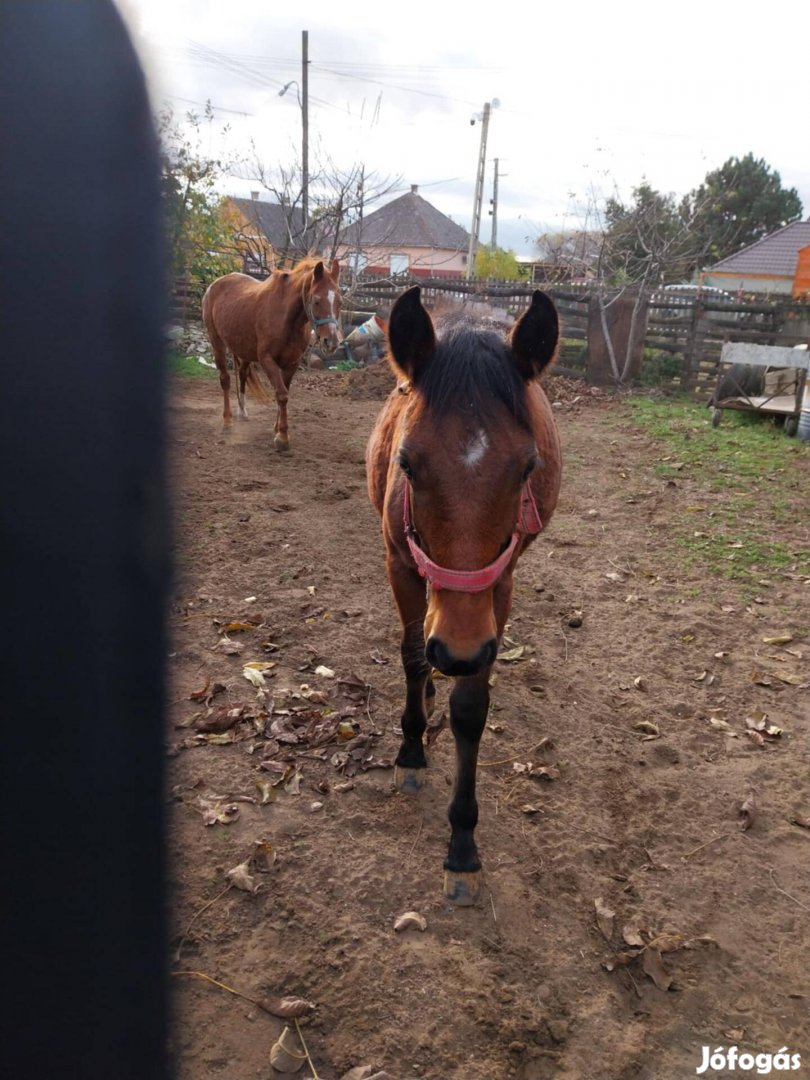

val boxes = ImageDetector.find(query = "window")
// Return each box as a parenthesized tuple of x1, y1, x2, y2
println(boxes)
(390, 253, 409, 276)
(346, 251, 368, 274)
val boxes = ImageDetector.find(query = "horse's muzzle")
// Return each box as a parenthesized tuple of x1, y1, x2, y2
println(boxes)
(318, 329, 341, 351)
(425, 635, 497, 677)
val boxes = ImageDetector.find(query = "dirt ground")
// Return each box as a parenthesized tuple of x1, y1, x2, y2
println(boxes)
(167, 364, 809, 1080)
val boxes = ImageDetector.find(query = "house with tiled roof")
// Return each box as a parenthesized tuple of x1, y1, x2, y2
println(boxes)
(699, 219, 810, 297)
(222, 194, 308, 273)
(335, 185, 471, 279)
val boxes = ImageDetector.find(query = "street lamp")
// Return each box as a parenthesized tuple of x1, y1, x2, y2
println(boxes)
(277, 31, 309, 228)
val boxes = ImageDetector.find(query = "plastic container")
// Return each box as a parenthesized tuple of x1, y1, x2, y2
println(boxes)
(798, 386, 810, 442)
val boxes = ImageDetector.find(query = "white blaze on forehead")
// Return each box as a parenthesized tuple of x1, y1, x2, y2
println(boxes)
(462, 429, 489, 468)
(327, 288, 337, 316)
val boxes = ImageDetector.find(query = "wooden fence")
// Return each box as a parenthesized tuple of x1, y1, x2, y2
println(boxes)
(171, 274, 810, 394)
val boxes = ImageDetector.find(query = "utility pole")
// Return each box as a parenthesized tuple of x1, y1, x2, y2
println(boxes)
(466, 100, 491, 280)
(302, 29, 309, 229)
(489, 157, 500, 250)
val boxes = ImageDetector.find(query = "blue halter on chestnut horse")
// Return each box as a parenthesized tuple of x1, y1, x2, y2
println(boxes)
(202, 257, 342, 451)
(367, 287, 562, 904)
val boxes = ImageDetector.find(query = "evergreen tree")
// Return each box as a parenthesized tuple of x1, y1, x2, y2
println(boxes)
(689, 153, 802, 264)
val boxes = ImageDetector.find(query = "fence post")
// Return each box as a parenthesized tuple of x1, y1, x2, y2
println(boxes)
(680, 297, 702, 391)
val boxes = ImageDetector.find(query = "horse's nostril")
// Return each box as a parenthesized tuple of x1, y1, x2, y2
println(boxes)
(426, 636, 497, 677)
(425, 636, 446, 671)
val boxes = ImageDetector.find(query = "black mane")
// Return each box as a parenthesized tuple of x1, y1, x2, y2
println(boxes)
(417, 318, 530, 427)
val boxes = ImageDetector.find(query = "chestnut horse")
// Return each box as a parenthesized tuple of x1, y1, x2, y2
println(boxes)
(367, 287, 562, 904)
(202, 258, 341, 451)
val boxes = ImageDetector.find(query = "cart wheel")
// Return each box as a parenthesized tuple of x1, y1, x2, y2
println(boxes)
(785, 415, 798, 437)
(711, 408, 722, 428)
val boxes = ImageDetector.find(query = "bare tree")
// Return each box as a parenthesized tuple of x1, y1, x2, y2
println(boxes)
(586, 181, 716, 384)
(232, 142, 400, 279)
(533, 229, 601, 280)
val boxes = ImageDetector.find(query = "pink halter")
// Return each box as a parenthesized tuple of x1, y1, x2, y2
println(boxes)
(402, 482, 543, 593)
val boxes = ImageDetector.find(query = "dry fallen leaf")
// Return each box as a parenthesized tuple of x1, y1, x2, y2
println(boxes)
(284, 768, 303, 796)
(770, 672, 808, 687)
(594, 898, 615, 941)
(739, 792, 757, 831)
(259, 994, 316, 1019)
(188, 678, 227, 705)
(255, 779, 277, 806)
(315, 664, 335, 678)
(214, 638, 245, 656)
(709, 717, 736, 734)
(724, 1027, 746, 1041)
(198, 799, 240, 827)
(633, 676, 647, 692)
(252, 840, 277, 871)
(194, 704, 248, 734)
(243, 667, 268, 689)
(602, 950, 641, 972)
(394, 911, 427, 932)
(762, 634, 793, 646)
(513, 761, 560, 781)
(751, 672, 774, 687)
(790, 814, 810, 830)
(646, 931, 685, 954)
(497, 645, 526, 662)
(633, 720, 659, 737)
(622, 925, 646, 948)
(641, 947, 672, 991)
(226, 859, 260, 894)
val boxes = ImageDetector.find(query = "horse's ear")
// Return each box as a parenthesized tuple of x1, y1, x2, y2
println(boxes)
(312, 260, 325, 281)
(509, 290, 559, 380)
(387, 286, 435, 383)
(329, 258, 340, 281)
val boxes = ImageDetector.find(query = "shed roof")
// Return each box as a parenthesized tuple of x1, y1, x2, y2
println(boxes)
(340, 190, 469, 251)
(710, 219, 810, 277)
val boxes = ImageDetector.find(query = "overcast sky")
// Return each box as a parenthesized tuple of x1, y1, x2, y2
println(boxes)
(121, 0, 810, 257)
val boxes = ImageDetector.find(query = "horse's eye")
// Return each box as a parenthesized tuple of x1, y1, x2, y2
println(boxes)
(397, 455, 413, 480)
(522, 457, 538, 481)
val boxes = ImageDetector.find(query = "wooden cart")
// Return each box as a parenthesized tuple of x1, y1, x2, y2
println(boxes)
(710, 342, 810, 435)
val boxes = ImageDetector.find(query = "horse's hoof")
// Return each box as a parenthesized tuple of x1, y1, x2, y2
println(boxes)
(443, 870, 481, 906)
(274, 437, 290, 453)
(395, 766, 426, 794)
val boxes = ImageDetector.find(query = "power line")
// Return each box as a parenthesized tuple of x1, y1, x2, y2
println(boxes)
(165, 94, 253, 117)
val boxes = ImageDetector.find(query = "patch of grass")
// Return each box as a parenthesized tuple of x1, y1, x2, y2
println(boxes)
(623, 395, 810, 579)
(333, 358, 359, 372)
(675, 531, 800, 581)
(169, 351, 218, 379)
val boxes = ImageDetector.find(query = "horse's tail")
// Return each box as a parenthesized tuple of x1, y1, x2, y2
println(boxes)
(244, 363, 275, 405)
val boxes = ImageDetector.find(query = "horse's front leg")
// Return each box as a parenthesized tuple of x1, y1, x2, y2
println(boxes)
(258, 352, 290, 452)
(443, 576, 514, 904)
(444, 670, 490, 906)
(387, 555, 433, 792)
(235, 359, 249, 419)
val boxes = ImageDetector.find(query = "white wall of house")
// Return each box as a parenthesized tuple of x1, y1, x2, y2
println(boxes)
(700, 272, 794, 295)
